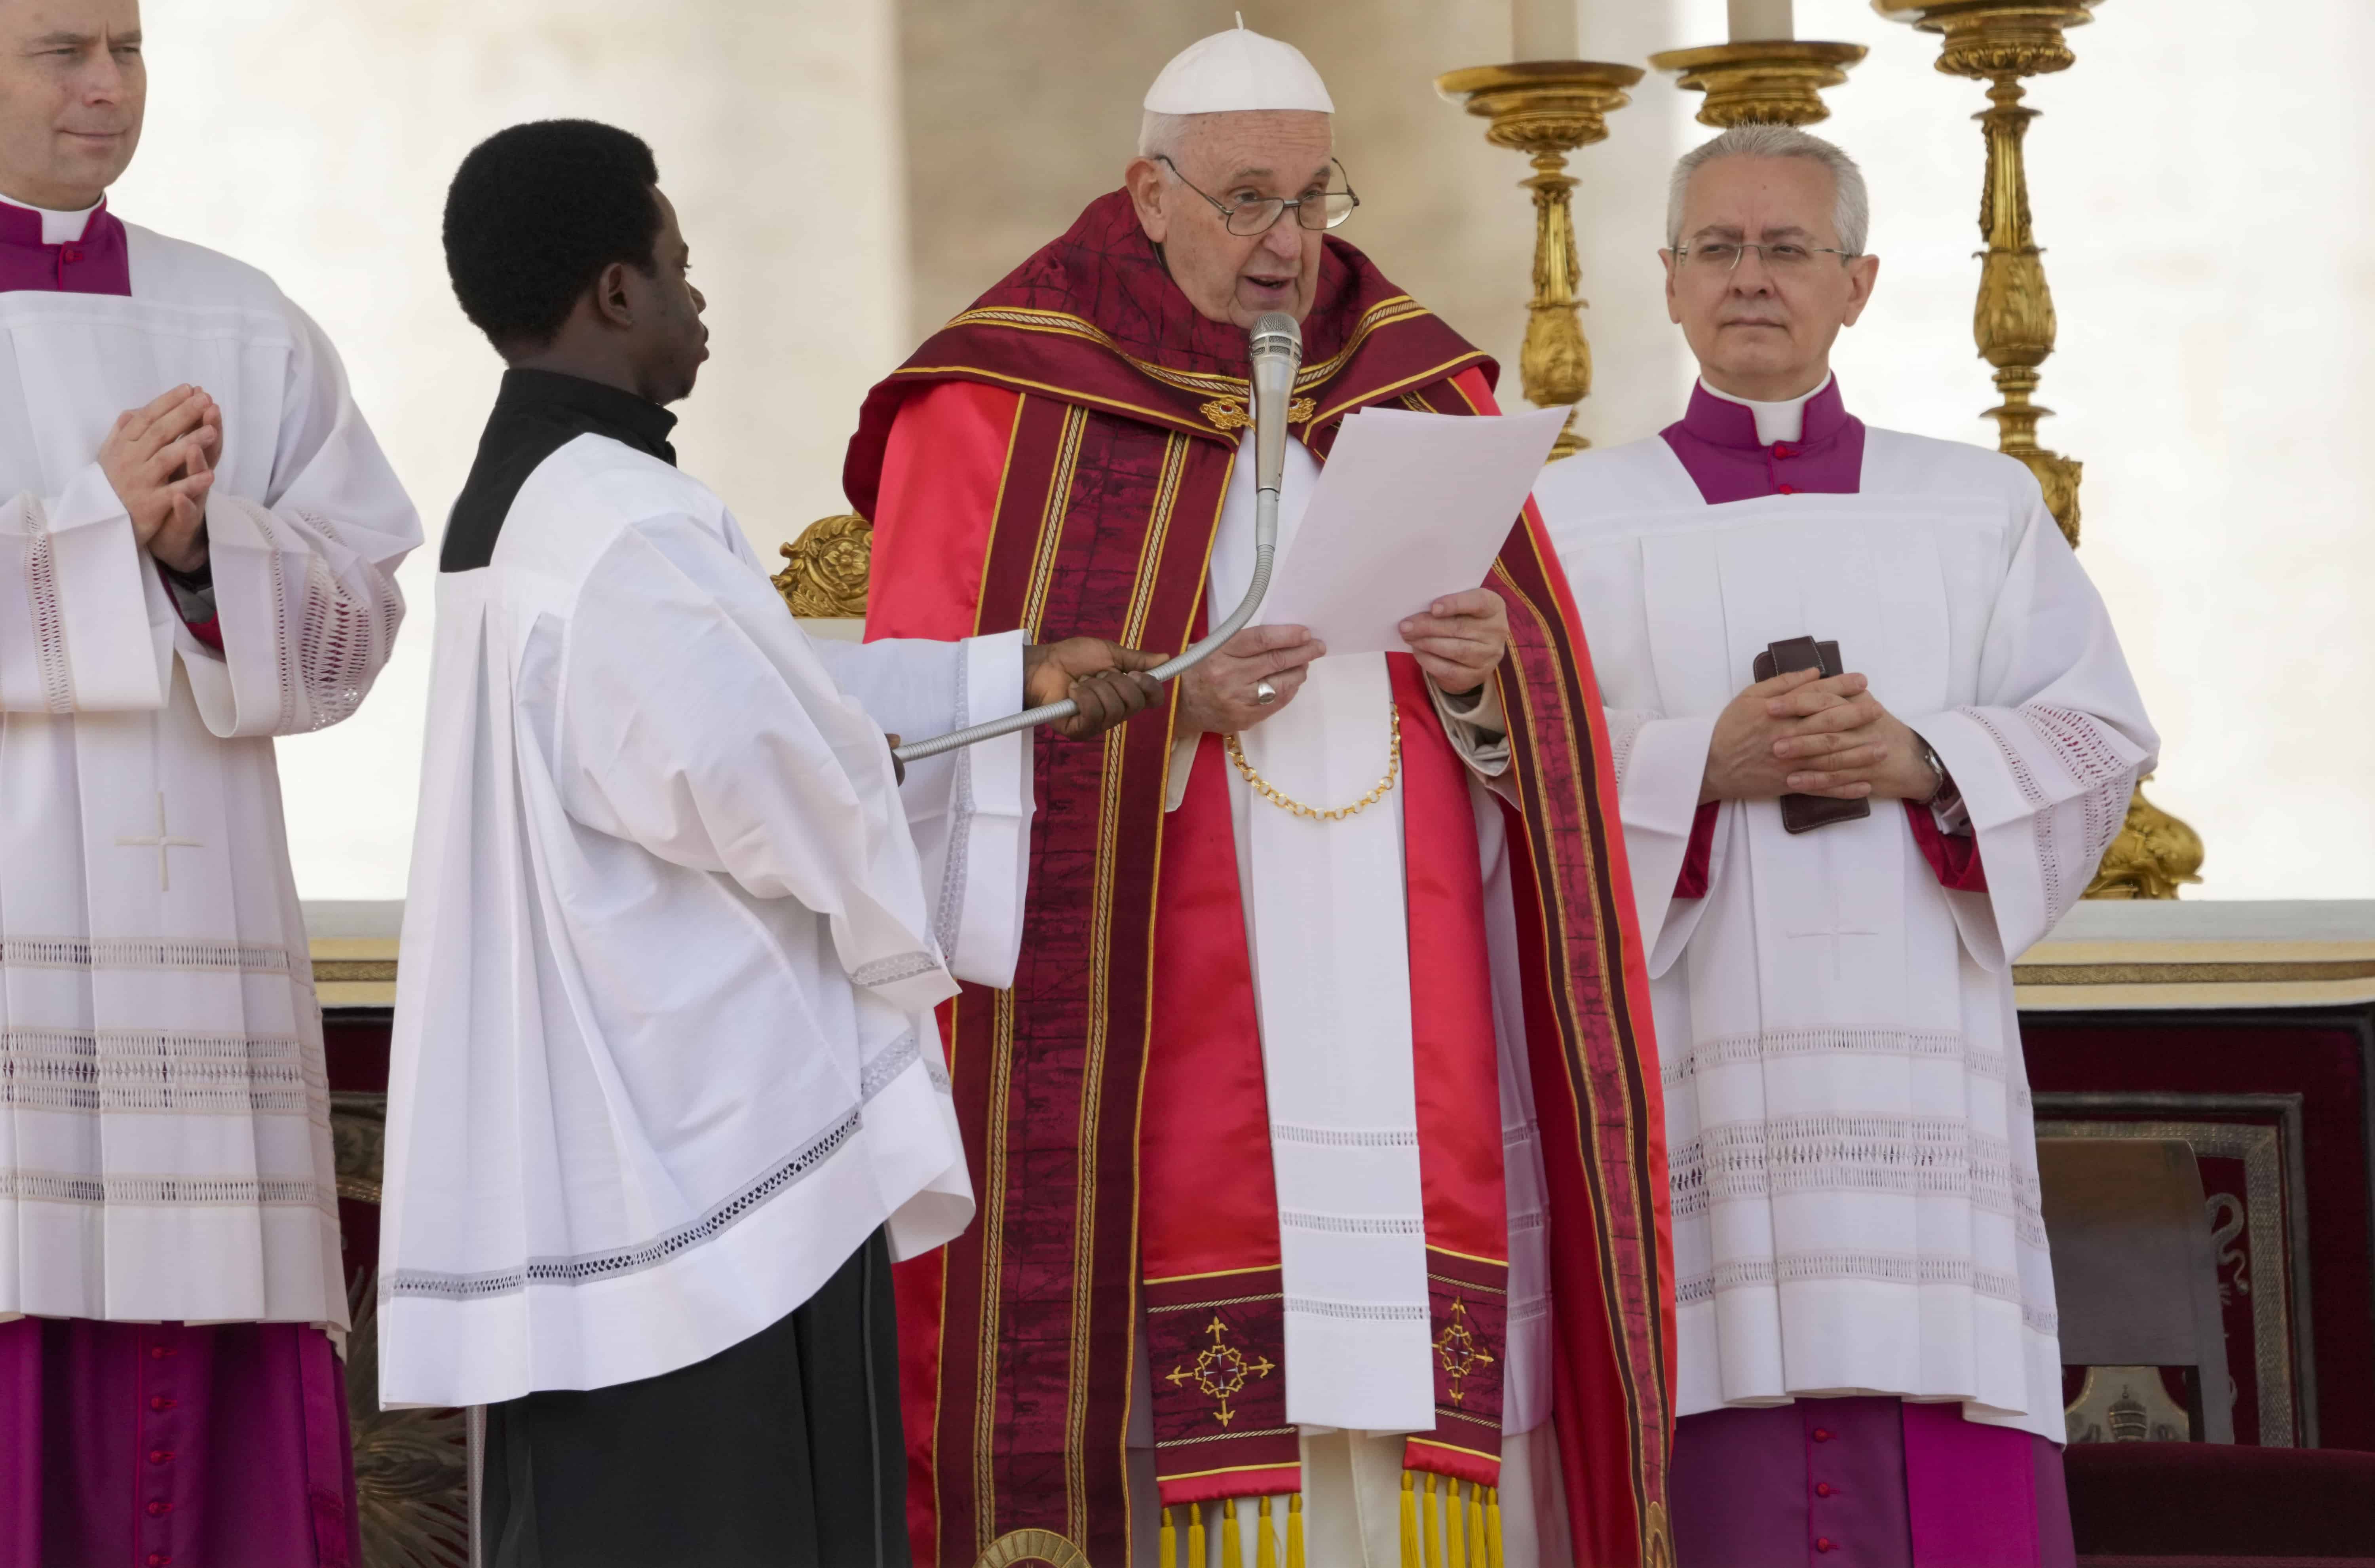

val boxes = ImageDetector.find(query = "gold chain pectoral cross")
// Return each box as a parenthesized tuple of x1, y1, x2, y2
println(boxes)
(1434, 1297, 1496, 1407)
(117, 792, 204, 892)
(1166, 1315, 1277, 1428)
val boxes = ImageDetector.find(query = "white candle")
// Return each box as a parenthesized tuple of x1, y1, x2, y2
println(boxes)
(1727, 0, 1795, 41)
(1512, 0, 1579, 61)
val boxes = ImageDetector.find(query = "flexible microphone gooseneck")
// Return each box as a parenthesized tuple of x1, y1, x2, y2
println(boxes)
(891, 311, 1302, 764)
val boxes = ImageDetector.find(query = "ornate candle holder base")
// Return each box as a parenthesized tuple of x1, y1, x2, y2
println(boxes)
(1436, 61, 1644, 459)
(1644, 40, 1868, 128)
(1881, 1, 2196, 897)
(2085, 778, 2206, 901)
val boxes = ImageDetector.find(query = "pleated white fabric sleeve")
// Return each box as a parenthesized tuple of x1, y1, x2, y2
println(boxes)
(558, 515, 964, 1020)
(810, 632, 1033, 989)
(0, 461, 175, 711)
(179, 301, 416, 738)
(1606, 708, 1722, 972)
(1909, 488, 2157, 968)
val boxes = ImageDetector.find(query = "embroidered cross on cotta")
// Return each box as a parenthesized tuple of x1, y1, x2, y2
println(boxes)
(116, 792, 203, 892)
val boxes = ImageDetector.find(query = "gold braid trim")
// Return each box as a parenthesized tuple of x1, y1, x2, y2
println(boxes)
(1224, 704, 1401, 822)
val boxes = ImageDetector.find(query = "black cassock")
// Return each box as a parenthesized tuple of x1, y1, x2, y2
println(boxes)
(478, 1229, 907, 1568)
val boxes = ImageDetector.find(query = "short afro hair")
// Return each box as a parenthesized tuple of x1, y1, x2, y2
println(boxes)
(444, 120, 663, 354)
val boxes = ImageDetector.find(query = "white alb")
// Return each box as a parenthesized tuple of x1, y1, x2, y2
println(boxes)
(0, 222, 420, 1333)
(1535, 422, 2157, 1442)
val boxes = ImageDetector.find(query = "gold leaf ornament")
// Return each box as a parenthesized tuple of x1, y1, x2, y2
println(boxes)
(774, 513, 875, 619)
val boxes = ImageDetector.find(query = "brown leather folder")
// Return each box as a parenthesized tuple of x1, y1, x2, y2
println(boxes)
(1752, 636, 1872, 835)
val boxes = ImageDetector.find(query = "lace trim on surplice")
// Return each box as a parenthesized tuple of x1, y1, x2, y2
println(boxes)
(1660, 1024, 2001, 1088)
(1671, 1112, 2029, 1223)
(0, 936, 296, 973)
(1677, 1251, 2056, 1336)
(0, 1027, 325, 1115)
(0, 1169, 336, 1213)
(22, 508, 73, 712)
(381, 1031, 925, 1303)
(1961, 702, 2136, 915)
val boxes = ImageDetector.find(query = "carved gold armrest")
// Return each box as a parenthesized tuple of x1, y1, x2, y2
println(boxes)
(774, 513, 875, 619)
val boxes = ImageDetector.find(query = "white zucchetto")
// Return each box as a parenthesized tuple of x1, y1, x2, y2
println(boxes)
(1143, 19, 1334, 115)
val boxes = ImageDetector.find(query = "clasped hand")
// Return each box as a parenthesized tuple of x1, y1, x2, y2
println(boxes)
(101, 384, 220, 575)
(1700, 667, 1937, 805)
(887, 638, 1164, 783)
(1174, 587, 1510, 737)
(1022, 638, 1168, 740)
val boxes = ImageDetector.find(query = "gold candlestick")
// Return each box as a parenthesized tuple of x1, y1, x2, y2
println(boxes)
(1644, 40, 1868, 128)
(1436, 61, 1643, 459)
(1879, 0, 2200, 898)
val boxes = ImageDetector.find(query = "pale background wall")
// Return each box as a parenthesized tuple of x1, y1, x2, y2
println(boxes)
(112, 0, 910, 895)
(116, 0, 2373, 901)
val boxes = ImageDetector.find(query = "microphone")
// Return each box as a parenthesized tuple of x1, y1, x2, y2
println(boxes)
(1248, 311, 1302, 502)
(891, 311, 1302, 764)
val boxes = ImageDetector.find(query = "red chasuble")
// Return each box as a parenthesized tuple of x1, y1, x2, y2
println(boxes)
(848, 190, 1673, 1568)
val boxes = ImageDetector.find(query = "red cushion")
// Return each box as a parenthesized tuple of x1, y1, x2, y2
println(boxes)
(2067, 1443, 2375, 1557)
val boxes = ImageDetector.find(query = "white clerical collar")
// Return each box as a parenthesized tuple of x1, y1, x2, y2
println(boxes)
(1699, 372, 1835, 446)
(0, 190, 99, 245)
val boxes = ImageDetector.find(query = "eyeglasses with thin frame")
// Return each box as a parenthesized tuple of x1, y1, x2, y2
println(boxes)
(1155, 155, 1361, 237)
(1670, 239, 1860, 275)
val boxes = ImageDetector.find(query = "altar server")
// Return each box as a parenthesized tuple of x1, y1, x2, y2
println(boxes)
(1536, 124, 2156, 1566)
(0, 3, 418, 1564)
(379, 120, 1158, 1568)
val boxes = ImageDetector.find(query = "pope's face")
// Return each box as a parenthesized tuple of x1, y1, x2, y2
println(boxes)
(1663, 154, 1879, 402)
(1126, 110, 1332, 329)
(0, 0, 143, 210)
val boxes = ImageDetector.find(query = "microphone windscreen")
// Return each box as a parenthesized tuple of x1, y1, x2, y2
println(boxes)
(1249, 311, 1302, 366)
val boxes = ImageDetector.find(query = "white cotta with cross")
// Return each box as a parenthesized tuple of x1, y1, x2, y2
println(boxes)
(0, 227, 419, 1332)
(1545, 427, 2158, 1443)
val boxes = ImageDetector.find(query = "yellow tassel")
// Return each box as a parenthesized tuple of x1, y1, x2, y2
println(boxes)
(1486, 1487, 1505, 1568)
(1257, 1496, 1279, 1568)
(1288, 1493, 1307, 1568)
(1162, 1507, 1179, 1568)
(1223, 1497, 1245, 1568)
(1400, 1471, 1421, 1568)
(1423, 1473, 1445, 1568)
(1449, 1480, 1469, 1568)
(1189, 1502, 1208, 1568)
(1468, 1482, 1488, 1568)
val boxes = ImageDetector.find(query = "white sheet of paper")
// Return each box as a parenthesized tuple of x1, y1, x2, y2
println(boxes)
(1258, 404, 1569, 655)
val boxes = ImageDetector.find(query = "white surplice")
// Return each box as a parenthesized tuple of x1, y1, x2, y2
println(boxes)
(379, 430, 1032, 1409)
(0, 222, 418, 1331)
(1536, 423, 2158, 1441)
(1131, 433, 1568, 1566)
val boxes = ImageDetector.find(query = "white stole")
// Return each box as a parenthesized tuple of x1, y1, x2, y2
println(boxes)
(1210, 434, 1434, 1432)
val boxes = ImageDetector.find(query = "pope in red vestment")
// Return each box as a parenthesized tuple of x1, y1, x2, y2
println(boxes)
(846, 30, 1672, 1568)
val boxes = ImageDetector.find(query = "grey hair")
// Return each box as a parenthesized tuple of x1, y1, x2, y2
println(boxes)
(1666, 123, 1870, 256)
(1138, 110, 1198, 164)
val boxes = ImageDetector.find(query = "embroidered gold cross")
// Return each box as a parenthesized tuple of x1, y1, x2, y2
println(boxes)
(1433, 1297, 1495, 1407)
(1200, 395, 1316, 433)
(117, 793, 203, 893)
(1165, 1315, 1276, 1428)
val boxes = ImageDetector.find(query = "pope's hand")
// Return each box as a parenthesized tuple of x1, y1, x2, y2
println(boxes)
(1701, 668, 1939, 804)
(1024, 637, 1168, 741)
(1176, 623, 1325, 737)
(1398, 588, 1508, 695)
(101, 385, 220, 574)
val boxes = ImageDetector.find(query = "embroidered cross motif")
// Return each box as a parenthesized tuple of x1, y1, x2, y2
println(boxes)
(1165, 1315, 1276, 1428)
(1433, 1297, 1495, 1407)
(1783, 878, 1879, 981)
(116, 793, 203, 893)
(1200, 395, 1316, 433)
